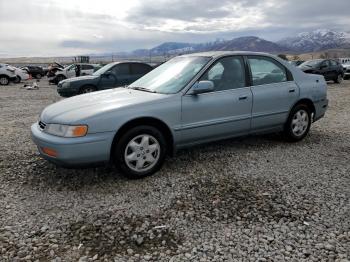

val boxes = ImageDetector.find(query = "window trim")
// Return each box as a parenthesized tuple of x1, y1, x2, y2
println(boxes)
(245, 55, 293, 87)
(185, 55, 248, 95)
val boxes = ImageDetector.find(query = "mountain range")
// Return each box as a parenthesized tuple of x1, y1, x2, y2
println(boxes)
(106, 29, 350, 58)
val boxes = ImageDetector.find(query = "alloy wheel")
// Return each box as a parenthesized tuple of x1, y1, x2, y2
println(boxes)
(291, 109, 309, 137)
(0, 77, 9, 85)
(124, 134, 160, 172)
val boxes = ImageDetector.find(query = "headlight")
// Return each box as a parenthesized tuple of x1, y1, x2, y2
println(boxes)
(44, 124, 88, 137)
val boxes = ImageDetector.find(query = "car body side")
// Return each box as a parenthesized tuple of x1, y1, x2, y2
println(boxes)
(31, 52, 328, 167)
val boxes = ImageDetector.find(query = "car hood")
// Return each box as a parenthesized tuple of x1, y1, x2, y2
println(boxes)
(59, 75, 99, 84)
(40, 88, 168, 124)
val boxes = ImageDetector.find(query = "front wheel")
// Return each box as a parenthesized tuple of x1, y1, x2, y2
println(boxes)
(284, 104, 311, 142)
(79, 85, 96, 94)
(0, 76, 9, 85)
(113, 125, 167, 178)
(35, 74, 42, 79)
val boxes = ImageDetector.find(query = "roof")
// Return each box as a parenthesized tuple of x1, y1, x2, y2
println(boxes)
(180, 51, 273, 58)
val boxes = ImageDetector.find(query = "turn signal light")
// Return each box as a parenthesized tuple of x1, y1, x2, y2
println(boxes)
(42, 147, 58, 157)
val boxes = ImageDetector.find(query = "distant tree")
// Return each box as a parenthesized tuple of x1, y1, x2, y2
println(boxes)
(278, 54, 288, 61)
(319, 53, 326, 59)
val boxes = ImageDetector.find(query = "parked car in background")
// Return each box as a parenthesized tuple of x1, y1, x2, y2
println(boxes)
(49, 63, 101, 85)
(299, 59, 344, 83)
(289, 60, 305, 67)
(0, 64, 17, 85)
(21, 66, 45, 79)
(13, 67, 30, 83)
(32, 51, 328, 178)
(56, 62, 153, 97)
(342, 62, 350, 80)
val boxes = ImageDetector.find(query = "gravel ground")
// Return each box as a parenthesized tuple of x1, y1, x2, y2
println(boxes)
(0, 79, 349, 262)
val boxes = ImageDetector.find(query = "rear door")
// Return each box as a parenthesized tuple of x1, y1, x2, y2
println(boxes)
(247, 56, 299, 131)
(320, 60, 332, 80)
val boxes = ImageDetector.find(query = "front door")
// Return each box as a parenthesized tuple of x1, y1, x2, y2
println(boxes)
(247, 56, 299, 131)
(180, 56, 252, 145)
(99, 63, 130, 89)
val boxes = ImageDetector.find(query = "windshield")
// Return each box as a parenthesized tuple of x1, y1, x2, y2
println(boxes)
(300, 60, 322, 67)
(93, 63, 115, 76)
(129, 56, 211, 94)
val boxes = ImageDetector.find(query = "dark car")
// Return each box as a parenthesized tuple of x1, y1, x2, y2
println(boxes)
(57, 62, 153, 97)
(21, 66, 45, 79)
(299, 59, 344, 84)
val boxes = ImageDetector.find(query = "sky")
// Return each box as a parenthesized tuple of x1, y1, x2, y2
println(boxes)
(0, 0, 349, 57)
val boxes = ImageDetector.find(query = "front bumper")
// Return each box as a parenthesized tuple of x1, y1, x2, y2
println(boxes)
(31, 122, 115, 167)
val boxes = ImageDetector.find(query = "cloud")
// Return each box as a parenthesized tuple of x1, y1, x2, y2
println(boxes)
(0, 0, 349, 57)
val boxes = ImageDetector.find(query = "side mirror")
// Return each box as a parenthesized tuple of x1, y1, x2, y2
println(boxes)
(191, 81, 214, 95)
(102, 72, 115, 78)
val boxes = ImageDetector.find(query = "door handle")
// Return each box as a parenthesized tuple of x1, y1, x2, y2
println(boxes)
(289, 89, 295, 93)
(239, 96, 248, 100)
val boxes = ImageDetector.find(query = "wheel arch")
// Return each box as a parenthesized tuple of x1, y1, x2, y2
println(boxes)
(110, 117, 175, 160)
(0, 74, 9, 79)
(290, 98, 316, 119)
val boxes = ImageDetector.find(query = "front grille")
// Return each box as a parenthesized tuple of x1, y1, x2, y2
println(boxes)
(38, 121, 46, 130)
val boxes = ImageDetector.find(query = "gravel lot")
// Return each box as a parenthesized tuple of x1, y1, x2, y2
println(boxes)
(0, 79, 349, 262)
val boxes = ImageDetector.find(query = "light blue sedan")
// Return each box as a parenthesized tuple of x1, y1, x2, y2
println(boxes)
(31, 51, 328, 178)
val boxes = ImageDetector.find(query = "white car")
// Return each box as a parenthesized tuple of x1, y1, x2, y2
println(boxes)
(13, 67, 30, 83)
(342, 63, 350, 80)
(50, 63, 99, 84)
(0, 64, 17, 85)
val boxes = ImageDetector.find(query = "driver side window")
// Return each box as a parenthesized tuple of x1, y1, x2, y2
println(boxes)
(200, 56, 246, 91)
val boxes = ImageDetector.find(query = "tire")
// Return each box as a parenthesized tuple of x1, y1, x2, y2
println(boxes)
(35, 74, 42, 79)
(13, 76, 21, 83)
(334, 74, 343, 84)
(113, 125, 167, 178)
(0, 76, 9, 85)
(283, 104, 311, 142)
(79, 85, 96, 94)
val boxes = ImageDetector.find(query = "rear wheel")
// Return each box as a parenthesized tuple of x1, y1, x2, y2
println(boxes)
(113, 125, 167, 178)
(35, 73, 42, 79)
(334, 74, 343, 84)
(0, 76, 9, 85)
(284, 104, 311, 142)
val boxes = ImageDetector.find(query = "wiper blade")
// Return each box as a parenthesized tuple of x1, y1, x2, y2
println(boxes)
(129, 86, 156, 93)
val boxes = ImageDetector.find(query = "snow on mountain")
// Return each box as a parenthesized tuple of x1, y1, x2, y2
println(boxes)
(278, 29, 350, 52)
